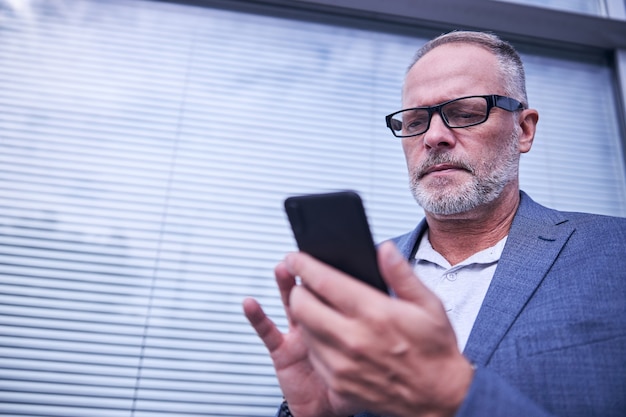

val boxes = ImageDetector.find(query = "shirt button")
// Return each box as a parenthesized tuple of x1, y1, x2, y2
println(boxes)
(445, 272, 458, 281)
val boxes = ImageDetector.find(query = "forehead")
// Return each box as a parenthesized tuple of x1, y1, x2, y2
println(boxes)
(402, 43, 504, 107)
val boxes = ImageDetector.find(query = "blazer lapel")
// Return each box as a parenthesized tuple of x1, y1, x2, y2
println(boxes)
(462, 193, 575, 365)
(392, 219, 427, 260)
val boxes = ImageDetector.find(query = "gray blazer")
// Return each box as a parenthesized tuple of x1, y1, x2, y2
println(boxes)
(356, 191, 626, 417)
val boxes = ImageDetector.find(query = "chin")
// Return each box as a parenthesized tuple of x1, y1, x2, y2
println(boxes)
(412, 182, 504, 216)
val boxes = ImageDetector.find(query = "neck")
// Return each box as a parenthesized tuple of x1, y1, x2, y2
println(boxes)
(424, 186, 520, 265)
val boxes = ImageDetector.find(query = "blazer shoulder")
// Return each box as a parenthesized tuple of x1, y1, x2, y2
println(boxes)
(518, 191, 626, 230)
(563, 211, 626, 252)
(564, 210, 626, 229)
(515, 191, 626, 253)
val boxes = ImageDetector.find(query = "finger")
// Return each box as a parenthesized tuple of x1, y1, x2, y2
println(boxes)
(377, 241, 441, 310)
(275, 260, 298, 324)
(285, 251, 387, 317)
(242, 297, 284, 352)
(289, 284, 353, 343)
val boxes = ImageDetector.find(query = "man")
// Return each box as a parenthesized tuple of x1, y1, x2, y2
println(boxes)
(243, 31, 626, 417)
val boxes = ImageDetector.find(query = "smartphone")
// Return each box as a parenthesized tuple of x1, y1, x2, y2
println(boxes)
(284, 191, 388, 293)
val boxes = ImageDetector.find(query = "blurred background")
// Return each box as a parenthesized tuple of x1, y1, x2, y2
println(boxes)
(1, 0, 625, 415)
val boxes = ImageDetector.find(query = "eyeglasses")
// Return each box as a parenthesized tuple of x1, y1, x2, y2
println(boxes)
(385, 95, 525, 138)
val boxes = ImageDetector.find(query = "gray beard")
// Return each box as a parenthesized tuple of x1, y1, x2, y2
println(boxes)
(409, 132, 520, 215)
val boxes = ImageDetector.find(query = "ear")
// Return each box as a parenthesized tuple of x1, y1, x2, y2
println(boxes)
(517, 109, 539, 154)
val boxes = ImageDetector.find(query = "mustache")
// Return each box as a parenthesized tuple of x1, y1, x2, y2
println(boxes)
(415, 154, 475, 179)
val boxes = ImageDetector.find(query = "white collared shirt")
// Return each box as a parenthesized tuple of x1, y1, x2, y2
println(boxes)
(412, 230, 507, 351)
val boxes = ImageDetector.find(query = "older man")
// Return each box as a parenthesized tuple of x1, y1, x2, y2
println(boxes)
(243, 31, 626, 417)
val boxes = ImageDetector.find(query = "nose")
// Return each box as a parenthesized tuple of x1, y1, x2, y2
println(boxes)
(423, 112, 457, 150)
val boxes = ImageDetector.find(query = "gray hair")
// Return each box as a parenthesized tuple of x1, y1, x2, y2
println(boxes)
(408, 31, 529, 107)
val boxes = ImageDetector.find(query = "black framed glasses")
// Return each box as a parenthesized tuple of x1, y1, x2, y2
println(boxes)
(385, 95, 525, 138)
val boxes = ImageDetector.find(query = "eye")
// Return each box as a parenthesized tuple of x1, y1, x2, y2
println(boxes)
(452, 109, 483, 120)
(389, 118, 403, 131)
(404, 113, 429, 132)
(442, 97, 489, 126)
(407, 119, 424, 128)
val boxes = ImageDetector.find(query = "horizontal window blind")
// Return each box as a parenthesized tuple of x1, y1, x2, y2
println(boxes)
(0, 0, 624, 416)
(519, 53, 626, 214)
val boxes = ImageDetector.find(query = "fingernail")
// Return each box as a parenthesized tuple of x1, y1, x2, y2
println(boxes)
(284, 253, 296, 275)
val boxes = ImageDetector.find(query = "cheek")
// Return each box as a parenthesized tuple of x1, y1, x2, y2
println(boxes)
(401, 139, 420, 166)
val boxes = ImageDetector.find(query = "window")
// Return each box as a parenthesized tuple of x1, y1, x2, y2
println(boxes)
(0, 0, 624, 415)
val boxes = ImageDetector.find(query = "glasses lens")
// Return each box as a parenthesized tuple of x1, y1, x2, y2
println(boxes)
(388, 116, 403, 133)
(442, 97, 488, 128)
(392, 109, 430, 136)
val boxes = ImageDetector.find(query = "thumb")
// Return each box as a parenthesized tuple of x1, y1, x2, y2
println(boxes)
(378, 240, 439, 308)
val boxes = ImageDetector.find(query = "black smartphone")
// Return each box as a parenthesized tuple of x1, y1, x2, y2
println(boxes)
(284, 191, 388, 293)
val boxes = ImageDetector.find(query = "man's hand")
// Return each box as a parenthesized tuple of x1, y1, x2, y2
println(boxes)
(244, 241, 474, 417)
(243, 261, 351, 417)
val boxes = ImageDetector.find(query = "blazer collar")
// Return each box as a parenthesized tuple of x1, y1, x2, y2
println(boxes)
(462, 191, 574, 364)
(393, 191, 575, 365)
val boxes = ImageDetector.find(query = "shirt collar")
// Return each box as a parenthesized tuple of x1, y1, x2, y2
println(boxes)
(415, 229, 508, 269)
